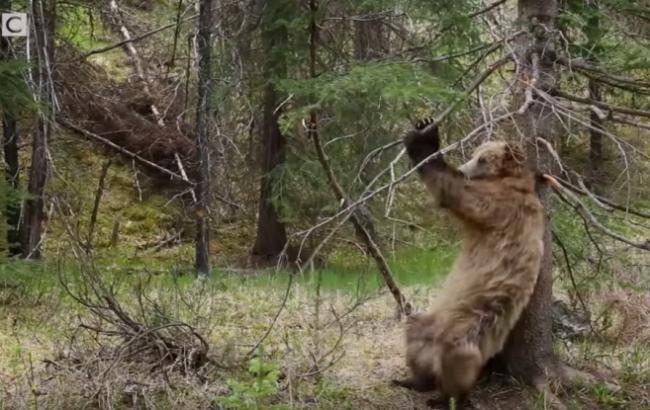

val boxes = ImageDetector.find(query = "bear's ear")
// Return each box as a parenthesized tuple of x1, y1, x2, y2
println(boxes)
(505, 143, 526, 164)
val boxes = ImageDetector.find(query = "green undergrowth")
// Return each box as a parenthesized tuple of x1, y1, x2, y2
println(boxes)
(0, 239, 455, 306)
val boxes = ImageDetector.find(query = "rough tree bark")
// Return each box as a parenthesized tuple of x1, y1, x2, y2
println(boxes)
(23, 0, 56, 259)
(502, 0, 561, 388)
(588, 79, 604, 192)
(251, 1, 288, 262)
(194, 0, 214, 275)
(0, 0, 22, 256)
(3, 113, 21, 256)
(585, 2, 605, 193)
(353, 18, 388, 60)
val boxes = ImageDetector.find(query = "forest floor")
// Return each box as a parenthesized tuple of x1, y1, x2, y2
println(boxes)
(1, 252, 649, 410)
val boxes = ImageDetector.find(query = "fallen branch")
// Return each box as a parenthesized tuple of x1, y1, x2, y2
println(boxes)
(307, 10, 410, 316)
(87, 160, 112, 250)
(310, 117, 410, 316)
(58, 117, 194, 185)
(107, 0, 164, 125)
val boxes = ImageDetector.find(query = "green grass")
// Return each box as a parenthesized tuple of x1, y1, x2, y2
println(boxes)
(0, 240, 456, 305)
(205, 241, 455, 298)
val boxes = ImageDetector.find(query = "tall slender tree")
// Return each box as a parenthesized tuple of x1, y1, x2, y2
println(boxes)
(503, 0, 561, 388)
(0, 0, 22, 256)
(251, 1, 289, 263)
(585, 1, 605, 192)
(23, 0, 56, 258)
(194, 0, 214, 275)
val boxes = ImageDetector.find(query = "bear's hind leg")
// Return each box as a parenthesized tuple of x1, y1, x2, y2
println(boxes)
(434, 343, 482, 408)
(392, 373, 437, 392)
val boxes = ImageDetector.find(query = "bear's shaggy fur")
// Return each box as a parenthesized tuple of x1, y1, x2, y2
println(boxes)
(394, 120, 546, 405)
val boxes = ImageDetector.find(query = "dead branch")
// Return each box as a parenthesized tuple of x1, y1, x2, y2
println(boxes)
(175, 153, 197, 202)
(247, 274, 294, 357)
(300, 111, 516, 244)
(415, 39, 501, 63)
(86, 160, 112, 250)
(551, 183, 650, 251)
(307, 8, 409, 316)
(551, 231, 593, 330)
(554, 176, 650, 219)
(107, 0, 164, 125)
(557, 57, 650, 90)
(57, 117, 194, 186)
(54, 205, 214, 377)
(82, 3, 228, 59)
(426, 55, 512, 134)
(433, 0, 508, 42)
(554, 89, 650, 118)
(356, 55, 512, 182)
(611, 116, 650, 131)
(468, 0, 508, 18)
(85, 19, 188, 59)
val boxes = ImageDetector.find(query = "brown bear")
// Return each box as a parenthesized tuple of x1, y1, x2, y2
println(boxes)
(393, 119, 547, 407)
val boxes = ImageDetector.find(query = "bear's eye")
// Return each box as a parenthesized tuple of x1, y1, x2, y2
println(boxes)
(478, 157, 487, 165)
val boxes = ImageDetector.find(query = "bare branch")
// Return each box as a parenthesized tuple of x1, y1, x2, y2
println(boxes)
(611, 116, 650, 131)
(86, 160, 111, 250)
(303, 111, 516, 242)
(58, 117, 194, 185)
(551, 184, 650, 251)
(424, 55, 512, 136)
(557, 57, 650, 90)
(554, 90, 650, 118)
(551, 231, 593, 326)
(468, 0, 508, 19)
(554, 176, 650, 219)
(354, 55, 512, 182)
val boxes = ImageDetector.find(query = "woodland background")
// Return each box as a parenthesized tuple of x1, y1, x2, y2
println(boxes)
(0, 0, 649, 409)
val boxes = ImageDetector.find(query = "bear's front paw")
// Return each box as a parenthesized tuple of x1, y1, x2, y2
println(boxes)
(403, 119, 440, 166)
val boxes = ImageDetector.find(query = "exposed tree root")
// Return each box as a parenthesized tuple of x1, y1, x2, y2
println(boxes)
(559, 363, 620, 392)
(527, 362, 621, 410)
(533, 380, 567, 410)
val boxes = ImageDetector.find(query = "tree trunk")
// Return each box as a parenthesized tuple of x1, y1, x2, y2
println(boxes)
(588, 79, 604, 192)
(502, 0, 561, 386)
(585, 4, 605, 193)
(0, 2, 22, 257)
(2, 114, 21, 256)
(22, 0, 56, 259)
(194, 0, 214, 275)
(251, 1, 288, 262)
(353, 18, 388, 60)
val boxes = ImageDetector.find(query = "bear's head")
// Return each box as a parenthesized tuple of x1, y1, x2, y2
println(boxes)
(458, 141, 526, 179)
